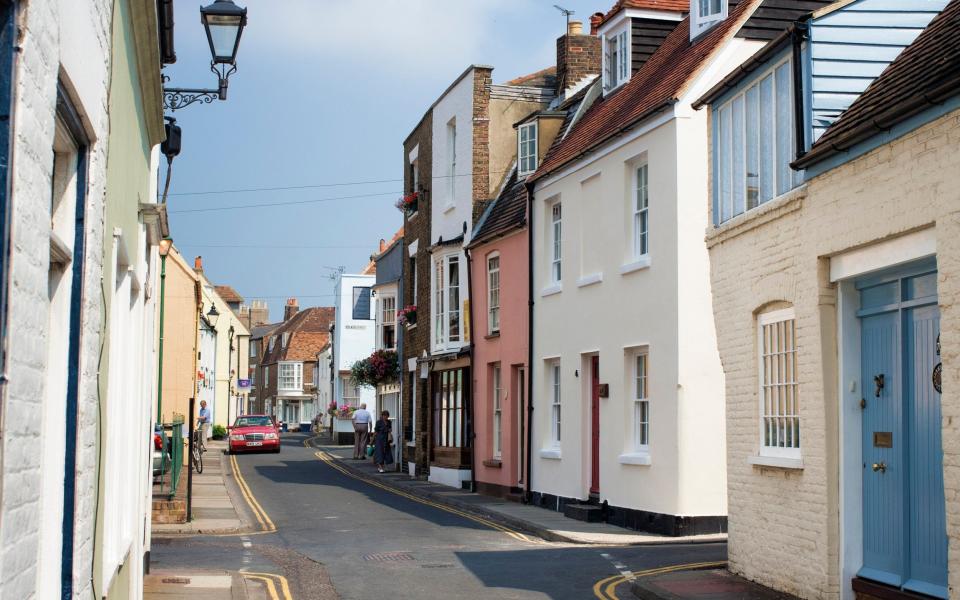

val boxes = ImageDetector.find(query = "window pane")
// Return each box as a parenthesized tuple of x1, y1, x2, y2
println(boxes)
(448, 257, 460, 342)
(718, 105, 732, 222)
(732, 95, 745, 217)
(775, 62, 793, 196)
(745, 85, 760, 210)
(759, 75, 775, 203)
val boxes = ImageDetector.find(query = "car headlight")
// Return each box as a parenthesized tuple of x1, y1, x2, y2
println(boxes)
(230, 434, 245, 441)
(264, 433, 278, 440)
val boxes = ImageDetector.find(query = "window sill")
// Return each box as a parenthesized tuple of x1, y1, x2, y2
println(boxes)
(577, 272, 603, 288)
(619, 256, 651, 275)
(482, 459, 502, 468)
(484, 331, 500, 340)
(706, 185, 806, 249)
(541, 284, 562, 298)
(618, 452, 652, 466)
(747, 455, 803, 470)
(539, 448, 561, 460)
(406, 323, 417, 330)
(442, 202, 455, 214)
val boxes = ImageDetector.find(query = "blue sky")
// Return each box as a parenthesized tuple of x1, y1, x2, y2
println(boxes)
(165, 0, 605, 321)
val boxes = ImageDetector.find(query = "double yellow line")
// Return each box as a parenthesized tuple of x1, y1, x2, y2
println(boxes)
(311, 445, 540, 544)
(242, 572, 293, 600)
(230, 453, 277, 532)
(592, 560, 727, 599)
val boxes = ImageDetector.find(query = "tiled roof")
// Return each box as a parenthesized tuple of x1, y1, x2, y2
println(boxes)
(260, 307, 335, 366)
(504, 66, 557, 88)
(251, 323, 280, 340)
(214, 285, 243, 304)
(598, 0, 689, 27)
(532, 1, 757, 183)
(470, 169, 527, 246)
(374, 227, 405, 260)
(796, 0, 960, 168)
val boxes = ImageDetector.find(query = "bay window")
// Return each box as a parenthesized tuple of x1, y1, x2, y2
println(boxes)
(714, 57, 800, 225)
(379, 295, 396, 350)
(279, 362, 303, 392)
(433, 253, 462, 350)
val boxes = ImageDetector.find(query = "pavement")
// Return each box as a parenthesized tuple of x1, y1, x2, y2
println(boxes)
(313, 435, 726, 546)
(630, 568, 801, 600)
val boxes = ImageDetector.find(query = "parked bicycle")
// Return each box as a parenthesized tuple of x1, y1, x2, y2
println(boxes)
(190, 424, 204, 474)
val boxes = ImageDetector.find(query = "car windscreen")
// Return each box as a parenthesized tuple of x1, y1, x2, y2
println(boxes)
(234, 417, 273, 428)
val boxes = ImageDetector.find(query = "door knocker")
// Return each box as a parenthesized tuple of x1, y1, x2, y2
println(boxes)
(933, 333, 942, 394)
(874, 374, 885, 398)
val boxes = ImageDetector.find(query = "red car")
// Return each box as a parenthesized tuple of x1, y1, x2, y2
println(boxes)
(228, 415, 281, 454)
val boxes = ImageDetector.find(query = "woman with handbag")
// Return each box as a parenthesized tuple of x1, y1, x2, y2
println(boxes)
(372, 410, 394, 473)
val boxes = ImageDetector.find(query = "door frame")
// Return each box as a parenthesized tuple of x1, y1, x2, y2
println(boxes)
(836, 251, 939, 600)
(590, 355, 600, 496)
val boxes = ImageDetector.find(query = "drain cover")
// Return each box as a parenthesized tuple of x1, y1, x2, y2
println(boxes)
(363, 552, 414, 562)
(160, 577, 190, 584)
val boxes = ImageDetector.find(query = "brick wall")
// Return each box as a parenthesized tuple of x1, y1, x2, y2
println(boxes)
(402, 109, 433, 472)
(0, 0, 114, 597)
(556, 32, 601, 95)
(710, 109, 960, 598)
(471, 67, 492, 225)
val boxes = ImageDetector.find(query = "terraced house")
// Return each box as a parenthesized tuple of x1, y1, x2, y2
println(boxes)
(697, 0, 960, 597)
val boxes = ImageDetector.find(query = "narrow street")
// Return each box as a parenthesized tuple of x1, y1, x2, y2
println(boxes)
(150, 434, 727, 599)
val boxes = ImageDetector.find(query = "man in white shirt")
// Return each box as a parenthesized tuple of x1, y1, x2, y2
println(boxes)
(352, 403, 373, 459)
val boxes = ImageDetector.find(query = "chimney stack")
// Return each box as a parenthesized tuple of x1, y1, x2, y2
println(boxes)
(379, 238, 386, 253)
(249, 299, 269, 327)
(590, 12, 604, 35)
(284, 297, 299, 321)
(194, 256, 203, 275)
(556, 18, 601, 97)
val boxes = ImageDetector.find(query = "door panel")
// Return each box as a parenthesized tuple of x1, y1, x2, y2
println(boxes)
(591, 356, 600, 495)
(904, 305, 947, 597)
(860, 311, 904, 586)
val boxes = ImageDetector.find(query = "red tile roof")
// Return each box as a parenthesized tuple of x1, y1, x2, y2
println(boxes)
(599, 0, 689, 27)
(214, 285, 243, 304)
(532, 1, 757, 183)
(796, 0, 960, 168)
(261, 307, 335, 366)
(504, 66, 558, 87)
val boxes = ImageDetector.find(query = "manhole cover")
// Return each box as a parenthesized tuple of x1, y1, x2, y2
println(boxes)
(362, 552, 413, 562)
(161, 577, 190, 584)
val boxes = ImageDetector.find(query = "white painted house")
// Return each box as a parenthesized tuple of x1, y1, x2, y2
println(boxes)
(525, 0, 774, 535)
(332, 270, 377, 437)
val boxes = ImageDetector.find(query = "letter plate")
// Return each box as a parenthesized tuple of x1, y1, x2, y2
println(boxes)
(873, 432, 893, 448)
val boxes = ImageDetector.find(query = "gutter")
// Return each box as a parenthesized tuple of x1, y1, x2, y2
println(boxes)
(158, 0, 176, 64)
(793, 72, 960, 170)
(465, 245, 477, 493)
(523, 180, 536, 504)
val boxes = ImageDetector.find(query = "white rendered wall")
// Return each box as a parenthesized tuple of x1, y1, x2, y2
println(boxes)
(431, 70, 475, 243)
(334, 274, 376, 409)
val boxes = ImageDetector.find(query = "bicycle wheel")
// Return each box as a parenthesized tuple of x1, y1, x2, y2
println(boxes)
(192, 447, 203, 473)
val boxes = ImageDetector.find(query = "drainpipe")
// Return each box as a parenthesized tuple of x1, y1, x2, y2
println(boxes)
(792, 22, 809, 161)
(523, 181, 536, 504)
(465, 244, 477, 493)
(156, 252, 168, 424)
(396, 272, 404, 471)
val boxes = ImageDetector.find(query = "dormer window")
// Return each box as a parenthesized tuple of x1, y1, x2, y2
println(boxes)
(604, 29, 629, 91)
(518, 122, 538, 176)
(691, 0, 726, 40)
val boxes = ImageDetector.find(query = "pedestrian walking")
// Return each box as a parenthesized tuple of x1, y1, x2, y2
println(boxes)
(373, 410, 393, 473)
(352, 403, 372, 459)
(197, 400, 211, 452)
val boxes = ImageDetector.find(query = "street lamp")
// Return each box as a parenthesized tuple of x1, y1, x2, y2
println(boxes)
(163, 0, 249, 110)
(207, 303, 221, 328)
(156, 238, 174, 425)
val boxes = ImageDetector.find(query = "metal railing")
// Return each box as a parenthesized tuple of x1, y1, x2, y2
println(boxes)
(155, 421, 184, 499)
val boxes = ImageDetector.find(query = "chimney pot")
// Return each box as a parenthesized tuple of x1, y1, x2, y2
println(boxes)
(568, 20, 583, 35)
(194, 256, 203, 271)
(284, 298, 299, 321)
(590, 12, 604, 35)
(379, 238, 386, 252)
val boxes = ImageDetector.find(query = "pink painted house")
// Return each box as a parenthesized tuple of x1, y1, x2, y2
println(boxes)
(468, 172, 529, 499)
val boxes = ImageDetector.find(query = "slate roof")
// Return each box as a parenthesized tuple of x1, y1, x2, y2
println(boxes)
(470, 169, 527, 247)
(531, 1, 757, 183)
(251, 323, 280, 340)
(214, 285, 243, 304)
(598, 0, 690, 27)
(260, 307, 335, 366)
(795, 0, 960, 168)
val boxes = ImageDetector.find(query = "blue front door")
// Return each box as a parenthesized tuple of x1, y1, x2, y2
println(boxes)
(858, 262, 946, 598)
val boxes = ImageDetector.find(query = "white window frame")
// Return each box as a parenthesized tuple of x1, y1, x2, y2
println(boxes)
(633, 352, 649, 451)
(264, 365, 270, 387)
(278, 361, 303, 391)
(633, 164, 649, 259)
(604, 28, 629, 91)
(432, 252, 463, 351)
(757, 308, 800, 459)
(492, 364, 503, 459)
(281, 332, 290, 348)
(714, 56, 798, 225)
(379, 294, 397, 350)
(692, 0, 726, 38)
(249, 343, 257, 358)
(487, 253, 500, 334)
(550, 202, 562, 284)
(518, 122, 538, 176)
(550, 361, 561, 446)
(268, 336, 276, 353)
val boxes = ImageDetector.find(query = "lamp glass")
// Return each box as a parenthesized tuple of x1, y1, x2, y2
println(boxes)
(207, 304, 220, 328)
(158, 238, 173, 257)
(205, 17, 240, 61)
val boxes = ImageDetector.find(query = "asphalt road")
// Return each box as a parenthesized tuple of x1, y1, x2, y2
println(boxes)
(152, 433, 727, 599)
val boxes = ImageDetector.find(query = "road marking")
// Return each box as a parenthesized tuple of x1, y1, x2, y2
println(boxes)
(243, 572, 294, 600)
(592, 560, 727, 600)
(311, 447, 541, 544)
(230, 453, 277, 532)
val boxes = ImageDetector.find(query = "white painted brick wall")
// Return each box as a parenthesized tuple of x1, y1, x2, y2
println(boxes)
(709, 110, 960, 599)
(0, 0, 114, 598)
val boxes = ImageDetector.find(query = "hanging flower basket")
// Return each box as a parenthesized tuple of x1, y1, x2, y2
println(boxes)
(397, 305, 417, 326)
(395, 191, 419, 214)
(336, 405, 355, 419)
(350, 349, 400, 388)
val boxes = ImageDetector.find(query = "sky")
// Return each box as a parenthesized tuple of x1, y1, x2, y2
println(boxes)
(165, 0, 607, 322)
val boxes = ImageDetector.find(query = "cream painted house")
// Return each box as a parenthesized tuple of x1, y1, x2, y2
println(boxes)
(524, 0, 786, 535)
(698, 1, 958, 598)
